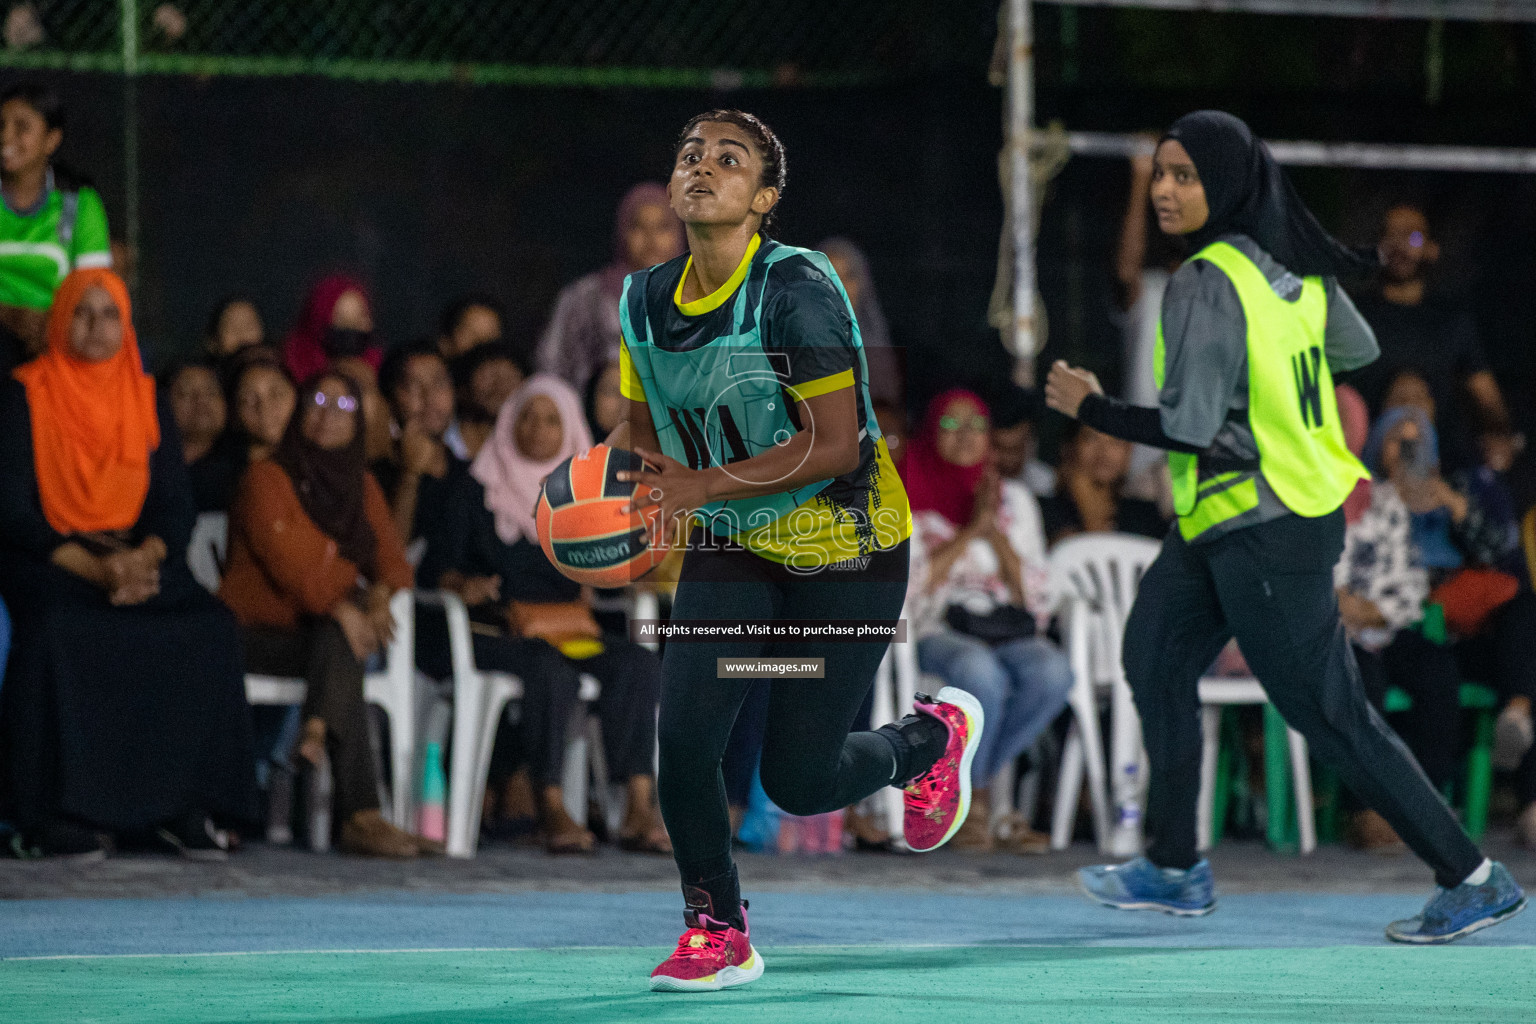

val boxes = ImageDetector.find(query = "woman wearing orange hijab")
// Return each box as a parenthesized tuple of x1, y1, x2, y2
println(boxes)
(0, 268, 256, 859)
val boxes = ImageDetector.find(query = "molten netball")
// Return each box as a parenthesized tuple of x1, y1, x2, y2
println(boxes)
(536, 444, 669, 586)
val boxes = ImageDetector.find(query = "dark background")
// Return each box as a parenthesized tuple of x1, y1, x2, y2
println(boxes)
(27, 6, 1536, 433)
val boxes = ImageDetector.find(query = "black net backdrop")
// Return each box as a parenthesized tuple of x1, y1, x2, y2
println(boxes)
(11, 4, 1536, 433)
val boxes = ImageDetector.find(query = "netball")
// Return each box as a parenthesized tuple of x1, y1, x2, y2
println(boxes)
(537, 444, 669, 586)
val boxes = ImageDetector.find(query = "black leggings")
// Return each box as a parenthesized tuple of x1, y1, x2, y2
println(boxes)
(658, 539, 909, 885)
(1122, 512, 1482, 889)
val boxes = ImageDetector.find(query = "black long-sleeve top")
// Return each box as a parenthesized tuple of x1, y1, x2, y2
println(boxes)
(0, 377, 200, 604)
(373, 455, 580, 607)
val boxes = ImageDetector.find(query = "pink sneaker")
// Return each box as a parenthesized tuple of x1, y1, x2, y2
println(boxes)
(649, 901, 764, 992)
(902, 686, 985, 853)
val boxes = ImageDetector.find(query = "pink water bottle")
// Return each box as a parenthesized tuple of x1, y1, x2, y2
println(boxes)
(776, 814, 800, 854)
(419, 742, 447, 842)
(817, 810, 844, 854)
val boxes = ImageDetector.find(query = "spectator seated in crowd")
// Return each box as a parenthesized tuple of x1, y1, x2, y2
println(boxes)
(988, 383, 1055, 499)
(1364, 381, 1536, 850)
(537, 182, 683, 391)
(169, 348, 295, 516)
(163, 359, 244, 513)
(1040, 420, 1168, 545)
(903, 388, 1072, 854)
(437, 294, 505, 362)
(454, 341, 526, 430)
(212, 350, 297, 495)
(0, 268, 255, 860)
(582, 358, 623, 442)
(1333, 385, 1460, 852)
(437, 295, 516, 459)
(1345, 204, 1517, 474)
(373, 343, 604, 853)
(281, 274, 383, 386)
(0, 81, 111, 365)
(218, 370, 438, 859)
(202, 294, 267, 367)
(464, 372, 669, 853)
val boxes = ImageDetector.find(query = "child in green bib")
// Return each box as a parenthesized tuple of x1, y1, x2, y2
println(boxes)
(0, 81, 110, 361)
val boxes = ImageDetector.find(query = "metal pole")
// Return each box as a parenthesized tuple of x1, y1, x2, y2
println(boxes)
(1054, 129, 1536, 173)
(121, 0, 139, 293)
(1034, 0, 1536, 23)
(1007, 0, 1036, 385)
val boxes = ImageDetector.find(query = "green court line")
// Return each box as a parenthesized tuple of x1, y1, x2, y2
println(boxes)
(3, 944, 1533, 1024)
(0, 49, 881, 88)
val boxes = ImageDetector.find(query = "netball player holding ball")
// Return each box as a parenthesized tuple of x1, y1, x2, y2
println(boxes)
(561, 110, 984, 992)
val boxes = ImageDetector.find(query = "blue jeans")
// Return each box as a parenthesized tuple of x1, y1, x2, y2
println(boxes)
(917, 630, 1073, 785)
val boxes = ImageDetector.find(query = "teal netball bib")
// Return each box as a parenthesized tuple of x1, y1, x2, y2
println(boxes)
(618, 241, 869, 538)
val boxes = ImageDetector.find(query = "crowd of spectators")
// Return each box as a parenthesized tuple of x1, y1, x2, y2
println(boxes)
(2, 80, 1536, 864)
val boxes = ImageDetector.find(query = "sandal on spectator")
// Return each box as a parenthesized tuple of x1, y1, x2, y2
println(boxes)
(542, 805, 596, 855)
(618, 793, 672, 853)
(154, 812, 231, 861)
(951, 790, 994, 853)
(618, 819, 673, 855)
(992, 811, 1050, 855)
(338, 809, 419, 859)
(843, 804, 894, 853)
(1347, 809, 1407, 855)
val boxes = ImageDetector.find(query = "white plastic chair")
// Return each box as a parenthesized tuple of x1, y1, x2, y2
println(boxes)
(189, 511, 421, 829)
(414, 590, 523, 858)
(422, 590, 629, 857)
(1047, 532, 1161, 854)
(187, 511, 227, 593)
(1196, 676, 1316, 855)
(547, 586, 661, 831)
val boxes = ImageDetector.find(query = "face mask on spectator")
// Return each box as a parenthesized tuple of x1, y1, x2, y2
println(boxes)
(323, 326, 373, 359)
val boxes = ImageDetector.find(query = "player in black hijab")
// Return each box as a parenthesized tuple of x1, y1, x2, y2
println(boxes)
(1045, 111, 1523, 945)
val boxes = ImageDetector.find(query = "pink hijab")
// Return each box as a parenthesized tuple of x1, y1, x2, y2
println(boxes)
(471, 373, 593, 546)
(1336, 383, 1372, 525)
(901, 387, 992, 529)
(598, 182, 681, 298)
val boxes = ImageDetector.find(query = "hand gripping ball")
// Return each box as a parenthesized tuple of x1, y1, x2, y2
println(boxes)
(535, 444, 670, 586)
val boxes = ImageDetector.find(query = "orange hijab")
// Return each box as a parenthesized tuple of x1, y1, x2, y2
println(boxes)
(13, 268, 160, 534)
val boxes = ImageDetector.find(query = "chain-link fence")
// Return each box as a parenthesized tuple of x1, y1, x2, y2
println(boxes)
(0, 1, 999, 316)
(0, 1, 996, 86)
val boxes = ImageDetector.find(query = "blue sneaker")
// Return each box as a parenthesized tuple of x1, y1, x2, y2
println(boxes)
(1079, 856, 1216, 916)
(1385, 862, 1526, 944)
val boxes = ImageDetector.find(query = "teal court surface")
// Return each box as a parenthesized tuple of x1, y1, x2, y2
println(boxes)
(3, 845, 1534, 1023)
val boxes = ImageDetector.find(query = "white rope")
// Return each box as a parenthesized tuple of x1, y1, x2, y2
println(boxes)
(1052, 130, 1536, 174)
(1035, 0, 1536, 23)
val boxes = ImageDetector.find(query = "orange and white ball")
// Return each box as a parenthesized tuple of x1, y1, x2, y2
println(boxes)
(536, 445, 669, 586)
